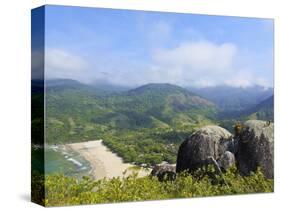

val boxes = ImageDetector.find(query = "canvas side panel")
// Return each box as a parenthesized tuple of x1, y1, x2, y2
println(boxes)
(31, 6, 45, 207)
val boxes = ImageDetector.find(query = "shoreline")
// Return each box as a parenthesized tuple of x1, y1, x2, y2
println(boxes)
(65, 140, 151, 180)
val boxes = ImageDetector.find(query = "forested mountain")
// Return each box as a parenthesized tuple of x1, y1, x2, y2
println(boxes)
(241, 95, 274, 120)
(187, 85, 273, 112)
(32, 79, 273, 165)
(43, 80, 218, 165)
(45, 80, 217, 142)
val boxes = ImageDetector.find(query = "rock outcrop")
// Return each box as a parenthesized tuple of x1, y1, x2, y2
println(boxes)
(175, 120, 274, 179)
(176, 125, 233, 173)
(217, 151, 235, 171)
(236, 120, 274, 178)
(151, 164, 176, 181)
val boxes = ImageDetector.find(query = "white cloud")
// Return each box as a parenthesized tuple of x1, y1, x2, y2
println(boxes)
(153, 40, 237, 73)
(225, 70, 271, 88)
(44, 40, 271, 88)
(45, 48, 89, 81)
(224, 70, 254, 87)
(149, 40, 268, 87)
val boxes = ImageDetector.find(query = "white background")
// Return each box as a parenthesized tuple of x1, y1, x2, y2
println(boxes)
(0, 0, 280, 211)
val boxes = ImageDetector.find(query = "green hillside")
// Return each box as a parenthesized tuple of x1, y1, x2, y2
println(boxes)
(188, 85, 273, 113)
(44, 80, 218, 165)
(32, 79, 274, 166)
(242, 95, 274, 120)
(218, 95, 273, 133)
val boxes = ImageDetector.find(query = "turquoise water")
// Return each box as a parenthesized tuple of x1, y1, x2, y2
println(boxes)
(32, 146, 92, 178)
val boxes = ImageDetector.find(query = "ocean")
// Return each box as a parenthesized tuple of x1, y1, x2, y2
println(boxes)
(32, 145, 93, 178)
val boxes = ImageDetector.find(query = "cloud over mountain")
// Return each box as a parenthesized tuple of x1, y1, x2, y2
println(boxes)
(44, 39, 272, 88)
(43, 7, 273, 88)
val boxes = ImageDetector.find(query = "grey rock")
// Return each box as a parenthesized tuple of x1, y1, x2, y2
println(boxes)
(236, 120, 274, 178)
(151, 164, 176, 181)
(176, 125, 233, 173)
(218, 151, 235, 171)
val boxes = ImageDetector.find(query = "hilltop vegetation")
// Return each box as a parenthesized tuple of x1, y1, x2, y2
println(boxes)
(32, 166, 273, 206)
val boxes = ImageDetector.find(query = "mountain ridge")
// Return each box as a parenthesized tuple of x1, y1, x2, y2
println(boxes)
(45, 79, 218, 144)
(187, 85, 273, 113)
(241, 95, 274, 120)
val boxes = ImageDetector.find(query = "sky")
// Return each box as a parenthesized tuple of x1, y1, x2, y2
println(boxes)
(33, 5, 274, 88)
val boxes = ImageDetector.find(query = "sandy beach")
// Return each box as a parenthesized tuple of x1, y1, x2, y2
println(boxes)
(66, 140, 151, 180)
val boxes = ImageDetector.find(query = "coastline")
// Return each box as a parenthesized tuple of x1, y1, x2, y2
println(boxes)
(65, 140, 151, 180)
(44, 144, 92, 176)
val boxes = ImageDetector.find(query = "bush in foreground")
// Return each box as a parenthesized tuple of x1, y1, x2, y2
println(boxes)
(32, 167, 273, 207)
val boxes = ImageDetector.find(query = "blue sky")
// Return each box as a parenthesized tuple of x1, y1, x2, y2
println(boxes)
(40, 5, 274, 87)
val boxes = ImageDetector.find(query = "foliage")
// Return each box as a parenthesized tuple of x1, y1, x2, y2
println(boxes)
(43, 81, 217, 165)
(45, 82, 216, 143)
(102, 128, 189, 165)
(31, 167, 273, 207)
(31, 171, 45, 206)
(32, 80, 273, 167)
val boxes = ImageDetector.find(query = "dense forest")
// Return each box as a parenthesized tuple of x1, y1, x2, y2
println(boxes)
(44, 80, 217, 165)
(32, 79, 273, 166)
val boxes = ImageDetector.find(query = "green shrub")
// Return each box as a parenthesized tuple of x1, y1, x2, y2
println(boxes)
(32, 166, 273, 207)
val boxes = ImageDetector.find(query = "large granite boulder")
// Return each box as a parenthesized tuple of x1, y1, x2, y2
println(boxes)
(236, 120, 274, 178)
(176, 125, 233, 173)
(151, 164, 176, 181)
